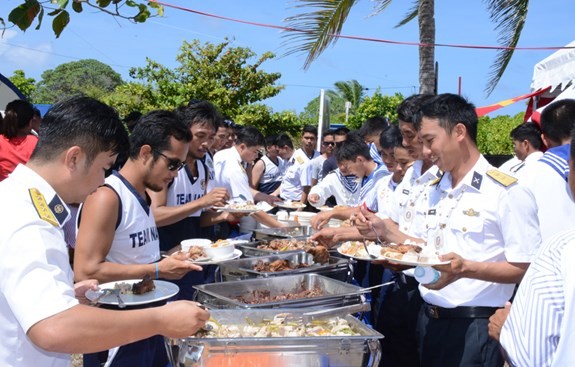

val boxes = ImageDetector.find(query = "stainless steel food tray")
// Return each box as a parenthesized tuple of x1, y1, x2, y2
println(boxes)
(238, 238, 317, 257)
(252, 225, 315, 241)
(216, 251, 354, 283)
(194, 273, 367, 309)
(165, 309, 383, 367)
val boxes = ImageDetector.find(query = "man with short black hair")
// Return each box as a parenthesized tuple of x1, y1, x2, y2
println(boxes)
(0, 97, 209, 367)
(279, 125, 320, 204)
(500, 122, 543, 175)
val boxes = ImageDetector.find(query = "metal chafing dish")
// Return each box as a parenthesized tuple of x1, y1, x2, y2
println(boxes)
(165, 308, 383, 367)
(238, 238, 318, 258)
(216, 251, 354, 283)
(252, 225, 315, 241)
(193, 273, 367, 309)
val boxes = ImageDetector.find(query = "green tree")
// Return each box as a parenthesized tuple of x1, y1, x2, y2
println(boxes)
(108, 39, 283, 117)
(477, 113, 523, 155)
(236, 104, 305, 138)
(283, 0, 528, 95)
(8, 70, 36, 102)
(347, 90, 403, 129)
(2, 0, 161, 38)
(33, 59, 124, 104)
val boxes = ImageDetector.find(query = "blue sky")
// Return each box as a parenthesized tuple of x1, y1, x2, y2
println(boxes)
(1, 0, 574, 117)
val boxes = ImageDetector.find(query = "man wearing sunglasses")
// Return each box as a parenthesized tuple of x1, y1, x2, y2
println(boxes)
(74, 111, 204, 367)
(308, 129, 335, 186)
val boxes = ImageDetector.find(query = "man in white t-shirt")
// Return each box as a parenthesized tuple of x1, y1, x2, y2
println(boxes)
(499, 122, 543, 176)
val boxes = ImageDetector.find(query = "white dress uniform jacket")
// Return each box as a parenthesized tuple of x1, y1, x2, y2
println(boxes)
(0, 165, 77, 367)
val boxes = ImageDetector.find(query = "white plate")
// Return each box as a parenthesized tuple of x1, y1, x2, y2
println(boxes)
(317, 206, 334, 212)
(378, 255, 450, 267)
(275, 201, 306, 210)
(210, 205, 261, 213)
(337, 242, 450, 265)
(187, 249, 242, 264)
(85, 280, 179, 306)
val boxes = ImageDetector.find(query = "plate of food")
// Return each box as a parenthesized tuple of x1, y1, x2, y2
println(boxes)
(188, 249, 242, 265)
(338, 241, 449, 266)
(211, 201, 262, 213)
(85, 277, 179, 306)
(275, 200, 306, 210)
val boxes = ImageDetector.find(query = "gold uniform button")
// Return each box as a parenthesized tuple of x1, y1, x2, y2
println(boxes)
(462, 227, 467, 232)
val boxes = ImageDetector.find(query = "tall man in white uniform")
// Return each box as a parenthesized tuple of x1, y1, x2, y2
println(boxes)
(407, 93, 540, 366)
(280, 125, 319, 205)
(74, 111, 205, 367)
(0, 97, 208, 367)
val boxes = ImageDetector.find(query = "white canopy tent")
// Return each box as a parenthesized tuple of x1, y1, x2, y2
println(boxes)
(528, 41, 575, 121)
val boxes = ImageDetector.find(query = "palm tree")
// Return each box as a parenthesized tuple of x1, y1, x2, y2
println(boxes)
(333, 79, 366, 109)
(283, 0, 528, 96)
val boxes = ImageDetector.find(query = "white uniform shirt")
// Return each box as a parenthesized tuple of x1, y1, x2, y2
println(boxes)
(516, 145, 575, 242)
(500, 228, 575, 367)
(421, 155, 542, 307)
(387, 161, 440, 239)
(213, 147, 254, 202)
(309, 154, 327, 182)
(309, 169, 360, 208)
(375, 174, 399, 217)
(101, 173, 160, 265)
(0, 165, 78, 367)
(500, 151, 543, 176)
(280, 148, 319, 201)
(360, 163, 391, 212)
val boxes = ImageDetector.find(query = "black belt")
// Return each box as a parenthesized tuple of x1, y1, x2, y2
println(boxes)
(424, 303, 499, 319)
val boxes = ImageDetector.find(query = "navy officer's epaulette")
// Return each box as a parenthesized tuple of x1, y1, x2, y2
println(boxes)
(429, 170, 444, 186)
(486, 169, 517, 187)
(29, 188, 69, 227)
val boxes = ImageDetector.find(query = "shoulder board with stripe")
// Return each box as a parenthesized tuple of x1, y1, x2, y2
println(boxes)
(486, 169, 517, 187)
(29, 188, 59, 227)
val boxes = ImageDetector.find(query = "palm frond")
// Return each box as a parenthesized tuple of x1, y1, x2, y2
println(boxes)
(282, 0, 360, 69)
(368, 0, 394, 18)
(484, 0, 529, 96)
(394, 0, 419, 28)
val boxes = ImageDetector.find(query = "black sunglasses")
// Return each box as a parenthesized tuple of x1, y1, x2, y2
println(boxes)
(322, 141, 335, 146)
(154, 150, 186, 171)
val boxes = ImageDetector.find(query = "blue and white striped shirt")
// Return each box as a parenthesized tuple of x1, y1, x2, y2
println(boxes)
(501, 228, 575, 367)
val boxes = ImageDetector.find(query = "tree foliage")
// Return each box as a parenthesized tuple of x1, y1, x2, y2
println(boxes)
(107, 39, 283, 118)
(32, 59, 124, 104)
(236, 104, 305, 138)
(347, 90, 403, 129)
(8, 70, 36, 102)
(477, 113, 523, 155)
(3, 0, 162, 38)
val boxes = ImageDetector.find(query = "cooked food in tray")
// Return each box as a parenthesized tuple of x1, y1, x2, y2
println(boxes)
(195, 314, 360, 338)
(257, 239, 330, 264)
(115, 275, 156, 295)
(252, 259, 310, 272)
(234, 287, 324, 305)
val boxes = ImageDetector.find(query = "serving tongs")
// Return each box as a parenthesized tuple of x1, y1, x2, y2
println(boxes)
(288, 302, 371, 324)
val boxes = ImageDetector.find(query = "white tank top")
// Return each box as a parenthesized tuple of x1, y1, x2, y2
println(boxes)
(102, 172, 160, 265)
(258, 155, 283, 194)
(166, 161, 207, 218)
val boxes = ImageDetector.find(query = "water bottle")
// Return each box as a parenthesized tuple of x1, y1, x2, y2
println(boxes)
(414, 266, 441, 285)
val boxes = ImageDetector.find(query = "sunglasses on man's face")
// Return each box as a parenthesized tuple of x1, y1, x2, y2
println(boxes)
(322, 141, 335, 146)
(154, 150, 186, 171)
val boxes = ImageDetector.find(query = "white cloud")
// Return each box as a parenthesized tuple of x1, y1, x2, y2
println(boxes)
(0, 30, 53, 72)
